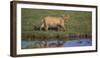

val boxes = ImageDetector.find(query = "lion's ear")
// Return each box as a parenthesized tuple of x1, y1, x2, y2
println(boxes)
(62, 15, 70, 20)
(61, 14, 65, 17)
(62, 14, 69, 17)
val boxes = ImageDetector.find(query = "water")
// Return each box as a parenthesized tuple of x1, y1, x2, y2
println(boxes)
(21, 38, 92, 49)
(63, 39, 92, 47)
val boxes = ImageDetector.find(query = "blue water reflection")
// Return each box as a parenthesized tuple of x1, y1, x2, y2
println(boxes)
(21, 38, 92, 49)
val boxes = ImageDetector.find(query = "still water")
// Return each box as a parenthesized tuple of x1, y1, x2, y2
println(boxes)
(21, 38, 92, 49)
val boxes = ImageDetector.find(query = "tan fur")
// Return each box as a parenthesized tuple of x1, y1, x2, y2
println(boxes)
(40, 15, 69, 31)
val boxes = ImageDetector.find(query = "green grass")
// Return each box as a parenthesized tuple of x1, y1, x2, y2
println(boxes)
(21, 8, 92, 40)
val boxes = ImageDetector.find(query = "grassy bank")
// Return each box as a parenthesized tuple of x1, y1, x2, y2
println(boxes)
(22, 31, 91, 41)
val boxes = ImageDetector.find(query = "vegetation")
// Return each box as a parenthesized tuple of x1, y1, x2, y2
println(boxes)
(21, 8, 92, 40)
